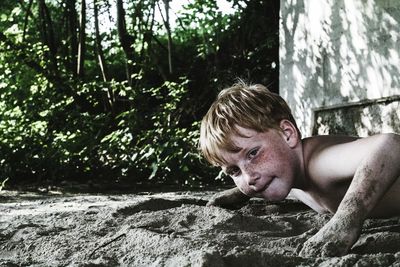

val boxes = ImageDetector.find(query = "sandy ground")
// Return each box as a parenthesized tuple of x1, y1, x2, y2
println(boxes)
(0, 190, 400, 266)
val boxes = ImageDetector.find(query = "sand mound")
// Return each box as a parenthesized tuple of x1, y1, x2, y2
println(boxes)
(0, 190, 399, 266)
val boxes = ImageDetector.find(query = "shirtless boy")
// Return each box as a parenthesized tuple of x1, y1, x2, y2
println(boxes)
(199, 81, 400, 257)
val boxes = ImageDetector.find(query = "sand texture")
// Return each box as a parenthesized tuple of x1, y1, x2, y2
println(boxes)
(0, 190, 400, 266)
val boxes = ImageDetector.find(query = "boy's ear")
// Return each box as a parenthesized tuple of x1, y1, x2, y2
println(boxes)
(279, 120, 299, 148)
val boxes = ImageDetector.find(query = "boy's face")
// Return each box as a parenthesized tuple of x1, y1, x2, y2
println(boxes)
(219, 125, 301, 201)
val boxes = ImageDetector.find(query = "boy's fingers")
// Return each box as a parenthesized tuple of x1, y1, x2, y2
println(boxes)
(206, 199, 216, 207)
(207, 189, 250, 209)
(206, 195, 224, 207)
(295, 229, 319, 256)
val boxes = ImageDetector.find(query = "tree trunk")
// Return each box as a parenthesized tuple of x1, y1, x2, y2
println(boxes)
(77, 0, 86, 79)
(21, 0, 33, 41)
(163, 0, 173, 74)
(37, 0, 58, 73)
(155, 0, 173, 78)
(94, 0, 114, 113)
(94, 0, 108, 82)
(116, 0, 135, 86)
(65, 0, 78, 77)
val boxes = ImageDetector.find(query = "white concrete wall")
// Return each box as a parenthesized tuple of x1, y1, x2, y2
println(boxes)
(280, 0, 400, 136)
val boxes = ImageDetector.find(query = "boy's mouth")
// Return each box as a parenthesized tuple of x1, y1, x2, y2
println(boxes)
(254, 177, 275, 193)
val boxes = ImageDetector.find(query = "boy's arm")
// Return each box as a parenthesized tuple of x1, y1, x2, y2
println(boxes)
(207, 187, 250, 208)
(300, 133, 400, 257)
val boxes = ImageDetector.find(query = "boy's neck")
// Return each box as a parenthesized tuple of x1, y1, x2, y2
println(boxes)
(293, 138, 308, 190)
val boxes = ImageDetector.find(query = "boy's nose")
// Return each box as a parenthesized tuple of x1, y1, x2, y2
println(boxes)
(245, 172, 260, 186)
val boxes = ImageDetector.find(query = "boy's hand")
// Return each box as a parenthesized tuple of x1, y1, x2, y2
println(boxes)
(299, 213, 361, 257)
(207, 187, 250, 209)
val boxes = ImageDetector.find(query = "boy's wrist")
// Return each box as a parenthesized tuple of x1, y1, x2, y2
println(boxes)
(336, 193, 370, 224)
(332, 208, 364, 231)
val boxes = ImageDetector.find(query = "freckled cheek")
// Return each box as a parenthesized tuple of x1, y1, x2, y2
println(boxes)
(249, 152, 278, 173)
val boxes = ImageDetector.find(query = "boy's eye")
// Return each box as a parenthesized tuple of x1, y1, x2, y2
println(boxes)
(247, 148, 259, 159)
(226, 166, 241, 177)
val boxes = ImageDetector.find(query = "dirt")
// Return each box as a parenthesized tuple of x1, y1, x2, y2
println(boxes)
(0, 189, 400, 266)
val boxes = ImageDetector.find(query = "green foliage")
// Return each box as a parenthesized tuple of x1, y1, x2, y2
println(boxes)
(98, 78, 218, 186)
(0, 0, 277, 189)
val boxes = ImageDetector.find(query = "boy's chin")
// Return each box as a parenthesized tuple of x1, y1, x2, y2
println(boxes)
(260, 189, 290, 201)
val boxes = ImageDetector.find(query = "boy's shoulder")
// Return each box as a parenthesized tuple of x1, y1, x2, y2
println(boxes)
(303, 133, 398, 154)
(302, 134, 390, 183)
(302, 135, 360, 162)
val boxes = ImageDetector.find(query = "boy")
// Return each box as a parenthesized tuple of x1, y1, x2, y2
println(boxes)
(199, 81, 400, 257)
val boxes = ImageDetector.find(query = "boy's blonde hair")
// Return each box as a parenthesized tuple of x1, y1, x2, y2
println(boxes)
(199, 81, 299, 166)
